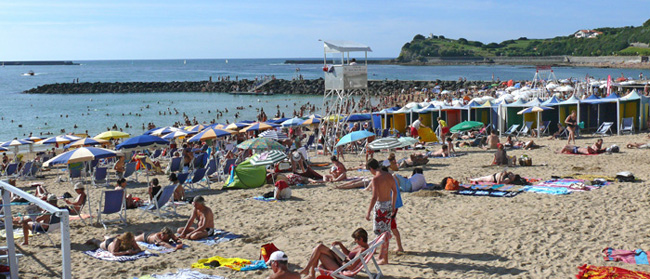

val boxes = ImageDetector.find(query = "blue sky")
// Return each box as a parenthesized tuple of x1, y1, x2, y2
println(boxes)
(0, 0, 648, 60)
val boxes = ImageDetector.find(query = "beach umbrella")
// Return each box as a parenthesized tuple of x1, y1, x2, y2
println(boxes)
(162, 130, 189, 140)
(281, 117, 305, 127)
(267, 118, 290, 124)
(237, 137, 285, 151)
(240, 122, 280, 132)
(449, 121, 485, 133)
(225, 122, 251, 130)
(39, 135, 77, 145)
(183, 125, 206, 134)
(187, 128, 235, 143)
(342, 114, 371, 122)
(367, 137, 402, 150)
(397, 137, 419, 147)
(116, 135, 168, 150)
(149, 126, 182, 136)
(335, 130, 375, 147)
(326, 115, 344, 122)
(0, 139, 33, 156)
(44, 147, 117, 167)
(258, 130, 289, 141)
(250, 150, 287, 166)
(517, 106, 554, 138)
(94, 131, 130, 140)
(23, 136, 44, 143)
(65, 138, 108, 149)
(301, 117, 321, 125)
(0, 147, 7, 152)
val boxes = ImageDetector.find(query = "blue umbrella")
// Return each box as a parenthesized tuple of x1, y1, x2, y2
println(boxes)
(281, 117, 305, 127)
(44, 147, 117, 167)
(116, 135, 169, 150)
(335, 130, 375, 147)
(267, 118, 290, 124)
(0, 139, 33, 148)
(341, 114, 371, 122)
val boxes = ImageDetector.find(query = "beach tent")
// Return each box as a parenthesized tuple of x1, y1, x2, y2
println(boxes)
(377, 107, 400, 133)
(504, 98, 528, 130)
(620, 90, 644, 131)
(389, 107, 411, 134)
(472, 100, 499, 131)
(580, 93, 623, 133)
(223, 158, 266, 189)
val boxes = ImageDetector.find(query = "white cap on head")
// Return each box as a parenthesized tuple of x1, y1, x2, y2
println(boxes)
(266, 251, 288, 265)
(74, 182, 84, 190)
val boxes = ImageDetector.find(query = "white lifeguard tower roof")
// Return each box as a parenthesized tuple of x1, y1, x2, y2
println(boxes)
(323, 40, 372, 53)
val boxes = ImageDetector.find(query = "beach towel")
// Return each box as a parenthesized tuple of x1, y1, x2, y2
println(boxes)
(310, 162, 330, 167)
(523, 186, 571, 195)
(192, 255, 251, 270)
(454, 189, 521, 198)
(253, 196, 277, 202)
(240, 260, 268, 271)
(83, 248, 157, 262)
(136, 268, 225, 279)
(576, 264, 650, 278)
(534, 179, 601, 191)
(191, 230, 242, 246)
(603, 248, 649, 265)
(0, 229, 33, 239)
(563, 174, 616, 182)
(136, 242, 188, 254)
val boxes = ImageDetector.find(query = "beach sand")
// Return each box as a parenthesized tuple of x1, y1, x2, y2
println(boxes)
(5, 133, 650, 278)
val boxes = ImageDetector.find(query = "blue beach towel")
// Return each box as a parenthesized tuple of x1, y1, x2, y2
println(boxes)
(455, 189, 521, 198)
(192, 230, 242, 246)
(84, 248, 157, 262)
(253, 196, 277, 202)
(523, 186, 571, 195)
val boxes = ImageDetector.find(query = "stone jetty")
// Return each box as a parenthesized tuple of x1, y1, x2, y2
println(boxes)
(23, 79, 503, 95)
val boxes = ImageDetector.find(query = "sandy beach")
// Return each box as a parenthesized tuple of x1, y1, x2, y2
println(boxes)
(4, 132, 650, 279)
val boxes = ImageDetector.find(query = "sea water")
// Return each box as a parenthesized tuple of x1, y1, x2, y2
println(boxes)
(0, 58, 647, 142)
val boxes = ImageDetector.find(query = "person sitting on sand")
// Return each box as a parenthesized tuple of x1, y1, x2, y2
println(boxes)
(483, 131, 499, 150)
(271, 173, 318, 186)
(177, 196, 215, 240)
(445, 137, 456, 155)
(87, 232, 142, 256)
(15, 194, 58, 245)
(492, 144, 508, 166)
(627, 142, 650, 149)
(470, 170, 527, 185)
(64, 182, 87, 215)
(299, 228, 370, 279)
(323, 156, 347, 182)
(386, 153, 399, 172)
(135, 226, 183, 250)
(267, 251, 300, 279)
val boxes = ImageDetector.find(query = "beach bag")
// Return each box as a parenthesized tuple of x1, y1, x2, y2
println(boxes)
(518, 155, 532, 166)
(445, 178, 460, 191)
(616, 171, 635, 182)
(260, 243, 280, 262)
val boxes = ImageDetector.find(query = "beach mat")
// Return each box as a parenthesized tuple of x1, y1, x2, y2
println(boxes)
(137, 241, 188, 254)
(454, 189, 521, 198)
(576, 264, 650, 278)
(191, 230, 242, 246)
(83, 248, 157, 262)
(136, 268, 226, 279)
(523, 186, 571, 195)
(603, 248, 649, 265)
(534, 179, 602, 191)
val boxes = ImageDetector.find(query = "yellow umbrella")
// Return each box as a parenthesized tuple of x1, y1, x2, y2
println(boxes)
(239, 122, 280, 133)
(94, 131, 130, 140)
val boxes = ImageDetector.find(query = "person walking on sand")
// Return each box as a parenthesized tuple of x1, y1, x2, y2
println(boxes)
(365, 159, 396, 264)
(565, 110, 577, 145)
(177, 196, 215, 240)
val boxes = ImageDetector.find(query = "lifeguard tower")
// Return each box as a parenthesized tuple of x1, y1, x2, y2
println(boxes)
(320, 40, 372, 153)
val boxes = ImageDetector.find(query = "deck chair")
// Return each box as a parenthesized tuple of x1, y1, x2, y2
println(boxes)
(123, 162, 137, 182)
(69, 168, 82, 183)
(67, 195, 89, 225)
(193, 153, 207, 169)
(176, 172, 190, 185)
(503, 124, 520, 138)
(621, 117, 634, 134)
(305, 135, 316, 152)
(169, 157, 182, 173)
(36, 214, 62, 248)
(97, 189, 127, 229)
(220, 158, 237, 181)
(93, 167, 109, 187)
(517, 121, 533, 137)
(18, 161, 34, 180)
(150, 149, 162, 159)
(4, 163, 19, 178)
(205, 158, 218, 178)
(593, 122, 614, 136)
(538, 121, 551, 136)
(139, 185, 178, 218)
(317, 232, 389, 279)
(186, 168, 209, 191)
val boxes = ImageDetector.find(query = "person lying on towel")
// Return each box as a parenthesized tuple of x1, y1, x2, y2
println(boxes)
(136, 226, 184, 250)
(86, 232, 142, 256)
(558, 139, 604, 155)
(177, 196, 215, 240)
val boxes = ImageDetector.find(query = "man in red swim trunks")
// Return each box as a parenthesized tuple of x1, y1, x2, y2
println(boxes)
(410, 116, 428, 141)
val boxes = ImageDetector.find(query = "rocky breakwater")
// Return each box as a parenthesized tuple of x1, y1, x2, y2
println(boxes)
(24, 79, 499, 95)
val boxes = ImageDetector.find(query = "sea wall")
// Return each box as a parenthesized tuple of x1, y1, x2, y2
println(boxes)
(23, 79, 501, 95)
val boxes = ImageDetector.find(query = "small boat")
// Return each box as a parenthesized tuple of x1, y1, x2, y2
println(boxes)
(225, 59, 229, 64)
(22, 70, 35, 76)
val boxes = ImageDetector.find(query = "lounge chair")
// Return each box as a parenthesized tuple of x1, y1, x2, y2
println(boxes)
(18, 161, 34, 180)
(4, 163, 19, 179)
(186, 168, 209, 191)
(123, 162, 137, 182)
(205, 158, 218, 178)
(621, 117, 634, 134)
(150, 149, 162, 159)
(317, 232, 389, 279)
(139, 185, 178, 218)
(67, 194, 89, 225)
(305, 135, 316, 153)
(517, 121, 533, 137)
(97, 189, 127, 229)
(176, 172, 190, 186)
(169, 157, 182, 173)
(503, 124, 520, 138)
(593, 122, 614, 136)
(69, 168, 83, 184)
(193, 153, 207, 169)
(36, 214, 62, 248)
(538, 121, 551, 136)
(93, 167, 110, 187)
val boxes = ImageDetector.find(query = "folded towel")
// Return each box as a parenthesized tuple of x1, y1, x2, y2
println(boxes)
(253, 196, 276, 202)
(83, 248, 157, 262)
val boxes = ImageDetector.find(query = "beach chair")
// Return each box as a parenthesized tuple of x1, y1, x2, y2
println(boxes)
(305, 135, 315, 152)
(67, 195, 89, 226)
(503, 124, 520, 138)
(621, 117, 634, 134)
(176, 172, 190, 185)
(93, 167, 109, 187)
(193, 153, 206, 169)
(220, 158, 237, 181)
(517, 121, 533, 137)
(18, 161, 34, 180)
(205, 158, 218, 178)
(69, 168, 82, 183)
(317, 232, 389, 279)
(36, 214, 62, 248)
(150, 149, 162, 159)
(123, 162, 137, 182)
(4, 163, 19, 179)
(139, 185, 178, 218)
(169, 157, 182, 173)
(186, 168, 209, 191)
(593, 122, 614, 136)
(538, 121, 551, 136)
(97, 189, 127, 230)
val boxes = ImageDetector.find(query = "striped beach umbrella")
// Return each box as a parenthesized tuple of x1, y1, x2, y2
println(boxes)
(281, 117, 305, 127)
(23, 136, 45, 143)
(301, 117, 321, 125)
(184, 125, 206, 134)
(162, 130, 189, 140)
(367, 137, 402, 150)
(250, 150, 287, 166)
(225, 122, 251, 130)
(240, 122, 280, 132)
(65, 138, 108, 148)
(0, 139, 33, 147)
(150, 126, 182, 136)
(237, 137, 285, 151)
(94, 131, 130, 140)
(44, 147, 117, 167)
(397, 137, 419, 147)
(258, 130, 289, 141)
(39, 135, 77, 145)
(187, 128, 235, 143)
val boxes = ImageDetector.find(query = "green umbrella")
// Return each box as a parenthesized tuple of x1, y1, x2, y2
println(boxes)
(250, 150, 287, 166)
(449, 121, 484, 133)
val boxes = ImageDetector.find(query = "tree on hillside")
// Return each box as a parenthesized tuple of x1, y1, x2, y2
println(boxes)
(413, 34, 425, 41)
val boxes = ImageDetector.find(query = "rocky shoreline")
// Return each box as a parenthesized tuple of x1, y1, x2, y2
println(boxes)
(23, 79, 503, 95)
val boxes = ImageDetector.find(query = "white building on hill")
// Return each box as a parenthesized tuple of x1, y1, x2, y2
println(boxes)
(574, 30, 603, 38)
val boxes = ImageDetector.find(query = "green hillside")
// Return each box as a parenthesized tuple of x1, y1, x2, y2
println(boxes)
(397, 19, 650, 62)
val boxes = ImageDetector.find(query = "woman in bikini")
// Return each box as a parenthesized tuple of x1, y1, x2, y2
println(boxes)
(135, 227, 183, 250)
(565, 110, 577, 145)
(323, 156, 347, 182)
(87, 231, 142, 256)
(470, 170, 518, 184)
(299, 228, 370, 279)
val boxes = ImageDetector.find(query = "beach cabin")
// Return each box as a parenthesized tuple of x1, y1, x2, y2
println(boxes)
(416, 104, 439, 130)
(540, 96, 561, 133)
(504, 98, 528, 130)
(579, 93, 621, 133)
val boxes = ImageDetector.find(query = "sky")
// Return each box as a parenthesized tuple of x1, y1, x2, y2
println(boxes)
(0, 0, 648, 60)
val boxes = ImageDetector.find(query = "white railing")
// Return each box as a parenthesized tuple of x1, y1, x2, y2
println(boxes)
(0, 180, 71, 279)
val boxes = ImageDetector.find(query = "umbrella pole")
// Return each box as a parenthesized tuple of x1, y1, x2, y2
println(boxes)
(537, 111, 541, 138)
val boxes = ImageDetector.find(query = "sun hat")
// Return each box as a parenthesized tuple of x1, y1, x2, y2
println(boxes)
(292, 151, 301, 161)
(74, 182, 84, 190)
(266, 251, 288, 265)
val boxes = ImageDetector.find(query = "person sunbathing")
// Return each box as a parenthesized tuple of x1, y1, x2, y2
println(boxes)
(334, 177, 372, 190)
(470, 170, 519, 184)
(426, 145, 449, 158)
(299, 228, 370, 279)
(558, 139, 603, 155)
(135, 226, 183, 250)
(87, 231, 142, 256)
(386, 153, 399, 172)
(177, 196, 215, 240)
(63, 182, 87, 215)
(627, 142, 650, 149)
(456, 137, 485, 148)
(399, 153, 430, 167)
(15, 194, 58, 245)
(323, 156, 347, 182)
